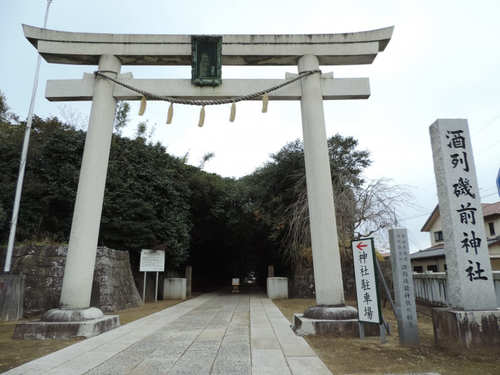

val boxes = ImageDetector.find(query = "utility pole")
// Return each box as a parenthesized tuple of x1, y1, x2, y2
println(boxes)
(3, 0, 53, 272)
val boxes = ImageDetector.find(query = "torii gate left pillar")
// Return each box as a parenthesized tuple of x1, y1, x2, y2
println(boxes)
(17, 25, 393, 338)
(59, 55, 121, 309)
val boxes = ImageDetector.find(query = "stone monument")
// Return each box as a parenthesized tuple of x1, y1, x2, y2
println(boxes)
(21, 24, 393, 337)
(389, 228, 419, 346)
(0, 274, 24, 321)
(430, 118, 500, 348)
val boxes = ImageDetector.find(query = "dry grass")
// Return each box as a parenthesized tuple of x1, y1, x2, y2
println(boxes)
(273, 298, 500, 375)
(0, 320, 82, 372)
(0, 299, 185, 373)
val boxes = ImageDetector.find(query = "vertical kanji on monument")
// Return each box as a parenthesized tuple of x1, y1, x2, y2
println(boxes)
(430, 119, 496, 310)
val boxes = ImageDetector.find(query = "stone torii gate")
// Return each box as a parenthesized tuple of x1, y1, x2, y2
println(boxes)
(21, 24, 393, 336)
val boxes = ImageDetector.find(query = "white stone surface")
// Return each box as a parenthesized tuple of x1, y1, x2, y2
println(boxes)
(299, 54, 344, 306)
(4, 294, 211, 374)
(23, 24, 393, 66)
(5, 293, 331, 375)
(45, 74, 370, 102)
(59, 54, 121, 309)
(287, 357, 332, 375)
(23, 24, 393, 45)
(42, 307, 103, 321)
(430, 119, 497, 310)
(267, 277, 288, 299)
(163, 277, 187, 300)
(292, 314, 316, 336)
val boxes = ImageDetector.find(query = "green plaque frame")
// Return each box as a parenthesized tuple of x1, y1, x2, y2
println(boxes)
(191, 35, 222, 87)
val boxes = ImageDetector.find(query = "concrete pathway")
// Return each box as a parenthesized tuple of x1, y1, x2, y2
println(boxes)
(4, 293, 331, 375)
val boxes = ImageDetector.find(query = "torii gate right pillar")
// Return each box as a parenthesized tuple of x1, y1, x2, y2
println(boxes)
(298, 54, 344, 306)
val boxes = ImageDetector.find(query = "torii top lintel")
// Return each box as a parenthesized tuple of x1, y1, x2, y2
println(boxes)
(22, 24, 393, 66)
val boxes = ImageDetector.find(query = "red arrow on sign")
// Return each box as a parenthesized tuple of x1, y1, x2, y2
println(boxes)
(356, 242, 367, 251)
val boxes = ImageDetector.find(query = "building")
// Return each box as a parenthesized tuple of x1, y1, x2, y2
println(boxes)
(410, 201, 500, 272)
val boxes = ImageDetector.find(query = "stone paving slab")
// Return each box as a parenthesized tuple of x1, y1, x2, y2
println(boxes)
(4, 293, 332, 375)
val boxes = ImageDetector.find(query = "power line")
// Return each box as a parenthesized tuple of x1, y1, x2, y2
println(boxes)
(399, 213, 430, 221)
(475, 113, 500, 135)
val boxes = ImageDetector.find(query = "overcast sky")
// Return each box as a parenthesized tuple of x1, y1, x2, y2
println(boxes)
(1, 0, 499, 251)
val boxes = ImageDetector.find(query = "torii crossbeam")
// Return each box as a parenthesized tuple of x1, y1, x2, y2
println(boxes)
(22, 25, 393, 335)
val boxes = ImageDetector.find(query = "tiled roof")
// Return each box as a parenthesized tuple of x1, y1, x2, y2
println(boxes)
(483, 201, 500, 217)
(410, 236, 500, 260)
(420, 205, 439, 232)
(410, 247, 444, 260)
(421, 201, 500, 232)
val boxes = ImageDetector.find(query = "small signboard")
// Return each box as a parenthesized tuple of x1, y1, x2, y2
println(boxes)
(352, 238, 381, 324)
(140, 249, 165, 272)
(232, 278, 240, 294)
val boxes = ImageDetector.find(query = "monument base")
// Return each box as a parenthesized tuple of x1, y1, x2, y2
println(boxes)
(432, 307, 500, 348)
(13, 307, 119, 340)
(292, 305, 379, 337)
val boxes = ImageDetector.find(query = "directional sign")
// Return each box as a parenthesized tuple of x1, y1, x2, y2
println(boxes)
(352, 238, 381, 324)
(356, 242, 368, 251)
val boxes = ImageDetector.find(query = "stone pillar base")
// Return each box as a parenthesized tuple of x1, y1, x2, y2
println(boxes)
(267, 277, 288, 299)
(13, 307, 120, 340)
(432, 307, 500, 348)
(13, 316, 119, 340)
(13, 307, 119, 339)
(292, 305, 379, 337)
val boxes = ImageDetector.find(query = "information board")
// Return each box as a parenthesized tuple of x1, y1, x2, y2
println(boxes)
(140, 249, 165, 272)
(352, 238, 381, 324)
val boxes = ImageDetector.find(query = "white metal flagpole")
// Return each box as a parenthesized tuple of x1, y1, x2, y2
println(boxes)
(3, 0, 53, 272)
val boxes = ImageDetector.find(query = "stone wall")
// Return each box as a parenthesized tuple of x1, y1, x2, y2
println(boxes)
(10, 243, 142, 316)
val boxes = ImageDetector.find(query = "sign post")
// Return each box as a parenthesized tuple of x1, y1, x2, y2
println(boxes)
(140, 249, 165, 303)
(352, 238, 383, 340)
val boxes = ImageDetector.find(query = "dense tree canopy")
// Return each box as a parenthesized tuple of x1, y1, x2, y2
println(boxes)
(243, 135, 370, 263)
(0, 93, 403, 293)
(0, 116, 193, 266)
